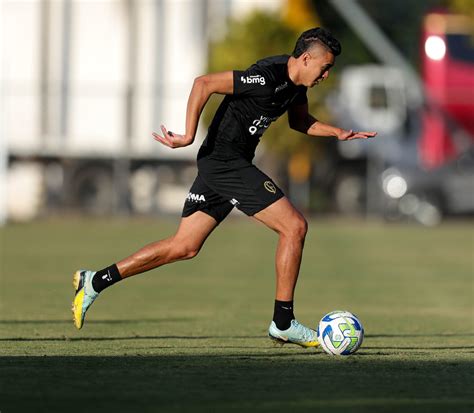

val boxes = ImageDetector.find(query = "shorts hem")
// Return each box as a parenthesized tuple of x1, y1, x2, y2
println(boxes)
(238, 192, 285, 216)
(182, 204, 233, 224)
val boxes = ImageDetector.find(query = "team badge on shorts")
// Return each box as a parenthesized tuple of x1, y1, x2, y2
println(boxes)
(264, 181, 276, 194)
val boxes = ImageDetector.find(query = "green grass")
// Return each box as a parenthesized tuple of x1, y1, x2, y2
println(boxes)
(0, 217, 473, 412)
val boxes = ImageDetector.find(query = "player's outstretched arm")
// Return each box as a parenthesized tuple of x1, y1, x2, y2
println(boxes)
(288, 103, 377, 141)
(152, 71, 234, 149)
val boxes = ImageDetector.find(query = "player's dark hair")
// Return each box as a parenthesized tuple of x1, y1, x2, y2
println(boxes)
(292, 27, 341, 58)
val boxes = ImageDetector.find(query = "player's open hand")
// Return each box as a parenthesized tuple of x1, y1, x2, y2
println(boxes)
(337, 129, 377, 141)
(152, 125, 191, 149)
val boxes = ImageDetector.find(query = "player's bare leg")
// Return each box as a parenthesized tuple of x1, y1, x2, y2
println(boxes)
(253, 197, 307, 301)
(254, 197, 318, 347)
(72, 212, 218, 329)
(117, 212, 218, 277)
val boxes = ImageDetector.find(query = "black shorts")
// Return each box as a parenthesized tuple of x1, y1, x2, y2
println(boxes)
(182, 157, 284, 223)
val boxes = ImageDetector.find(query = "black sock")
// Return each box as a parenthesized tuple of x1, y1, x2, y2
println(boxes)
(273, 300, 295, 330)
(91, 264, 122, 293)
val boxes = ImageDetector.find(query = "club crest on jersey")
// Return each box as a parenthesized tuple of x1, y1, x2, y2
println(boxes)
(186, 192, 206, 202)
(264, 181, 276, 194)
(241, 75, 266, 85)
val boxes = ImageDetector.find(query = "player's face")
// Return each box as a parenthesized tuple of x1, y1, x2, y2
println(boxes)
(303, 49, 335, 88)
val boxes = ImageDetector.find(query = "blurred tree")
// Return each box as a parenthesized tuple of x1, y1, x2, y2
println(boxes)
(448, 0, 474, 33)
(448, 0, 474, 21)
(282, 0, 321, 31)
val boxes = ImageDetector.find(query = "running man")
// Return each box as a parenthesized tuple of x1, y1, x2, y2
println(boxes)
(72, 28, 376, 347)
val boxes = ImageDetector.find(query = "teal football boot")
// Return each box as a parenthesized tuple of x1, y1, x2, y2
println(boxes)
(268, 319, 319, 347)
(72, 270, 99, 329)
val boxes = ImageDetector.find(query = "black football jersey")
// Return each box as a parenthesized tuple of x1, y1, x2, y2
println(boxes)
(198, 55, 308, 161)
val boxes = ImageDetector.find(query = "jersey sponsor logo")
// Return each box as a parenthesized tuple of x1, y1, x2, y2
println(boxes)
(186, 192, 206, 202)
(240, 75, 266, 86)
(264, 181, 276, 194)
(248, 115, 278, 135)
(274, 82, 288, 93)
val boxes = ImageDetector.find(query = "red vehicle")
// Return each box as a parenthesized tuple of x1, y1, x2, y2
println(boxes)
(420, 11, 474, 169)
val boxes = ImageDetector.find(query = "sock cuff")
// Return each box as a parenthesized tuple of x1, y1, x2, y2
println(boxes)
(108, 264, 122, 281)
(91, 264, 122, 293)
(273, 300, 295, 330)
(275, 300, 293, 308)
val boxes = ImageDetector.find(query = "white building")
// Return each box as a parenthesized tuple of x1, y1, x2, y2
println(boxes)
(0, 0, 283, 221)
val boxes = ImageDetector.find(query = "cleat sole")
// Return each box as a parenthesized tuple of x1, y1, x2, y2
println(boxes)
(268, 333, 319, 348)
(72, 270, 81, 291)
(72, 289, 85, 329)
(72, 270, 84, 329)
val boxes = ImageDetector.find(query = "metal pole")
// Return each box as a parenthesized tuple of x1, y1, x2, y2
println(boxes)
(113, 0, 138, 214)
(125, 0, 137, 145)
(40, 0, 50, 140)
(153, 0, 164, 129)
(329, 0, 423, 107)
(60, 0, 72, 141)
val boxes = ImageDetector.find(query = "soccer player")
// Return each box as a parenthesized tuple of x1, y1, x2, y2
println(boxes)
(72, 28, 376, 347)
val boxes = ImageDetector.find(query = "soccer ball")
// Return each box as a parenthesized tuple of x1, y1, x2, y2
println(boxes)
(317, 310, 364, 355)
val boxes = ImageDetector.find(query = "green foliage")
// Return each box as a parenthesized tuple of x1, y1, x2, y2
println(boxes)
(448, 0, 474, 29)
(448, 0, 474, 17)
(205, 11, 336, 157)
(209, 11, 296, 70)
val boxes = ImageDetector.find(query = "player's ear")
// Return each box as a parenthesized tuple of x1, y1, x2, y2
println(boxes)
(302, 52, 311, 66)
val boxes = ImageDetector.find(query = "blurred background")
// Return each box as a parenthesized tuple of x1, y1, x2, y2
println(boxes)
(1, 0, 473, 226)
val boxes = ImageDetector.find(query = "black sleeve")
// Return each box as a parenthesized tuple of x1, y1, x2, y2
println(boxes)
(233, 65, 274, 97)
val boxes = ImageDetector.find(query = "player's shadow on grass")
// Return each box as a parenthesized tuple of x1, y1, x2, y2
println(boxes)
(0, 355, 472, 412)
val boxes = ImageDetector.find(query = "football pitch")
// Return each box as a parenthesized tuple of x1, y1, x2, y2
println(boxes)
(0, 217, 473, 412)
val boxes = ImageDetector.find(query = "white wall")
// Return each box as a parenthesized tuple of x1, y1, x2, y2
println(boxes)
(68, 0, 128, 153)
(1, 0, 282, 159)
(2, 0, 41, 153)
